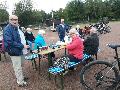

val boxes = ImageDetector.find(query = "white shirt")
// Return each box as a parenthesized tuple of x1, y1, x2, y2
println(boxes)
(18, 28, 28, 54)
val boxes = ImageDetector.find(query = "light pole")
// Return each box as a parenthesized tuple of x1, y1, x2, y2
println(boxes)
(52, 11, 54, 29)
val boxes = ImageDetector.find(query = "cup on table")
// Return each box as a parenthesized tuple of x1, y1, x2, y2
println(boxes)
(42, 46, 48, 50)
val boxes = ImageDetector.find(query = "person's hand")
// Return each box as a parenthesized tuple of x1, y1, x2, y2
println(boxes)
(24, 45, 29, 49)
(63, 42, 67, 46)
(82, 39, 84, 41)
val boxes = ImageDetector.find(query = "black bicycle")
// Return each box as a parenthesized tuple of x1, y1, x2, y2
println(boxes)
(80, 44, 120, 90)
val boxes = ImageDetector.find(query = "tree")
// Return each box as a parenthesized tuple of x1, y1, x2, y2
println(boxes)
(64, 0, 85, 23)
(14, 0, 33, 26)
(110, 0, 120, 19)
(0, 1, 9, 23)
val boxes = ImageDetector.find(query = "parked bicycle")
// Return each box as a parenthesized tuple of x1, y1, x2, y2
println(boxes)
(80, 43, 120, 90)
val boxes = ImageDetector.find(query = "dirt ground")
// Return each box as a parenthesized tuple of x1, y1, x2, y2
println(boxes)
(0, 21, 120, 90)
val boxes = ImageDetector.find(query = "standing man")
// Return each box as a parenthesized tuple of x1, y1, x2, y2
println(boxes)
(3, 15, 29, 87)
(57, 19, 67, 42)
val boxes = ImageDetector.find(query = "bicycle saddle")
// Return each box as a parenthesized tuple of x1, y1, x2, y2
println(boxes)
(107, 44, 120, 49)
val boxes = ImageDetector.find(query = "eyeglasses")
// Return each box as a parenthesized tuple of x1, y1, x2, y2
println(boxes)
(10, 19, 18, 21)
(69, 33, 75, 35)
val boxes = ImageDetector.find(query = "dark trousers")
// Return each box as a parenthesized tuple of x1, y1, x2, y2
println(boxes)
(68, 55, 82, 70)
(68, 55, 82, 63)
(59, 35, 65, 42)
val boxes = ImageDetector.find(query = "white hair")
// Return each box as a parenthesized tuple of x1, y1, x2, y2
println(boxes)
(76, 25, 80, 29)
(26, 28, 32, 31)
(69, 28, 78, 35)
(90, 27, 97, 33)
(38, 30, 45, 35)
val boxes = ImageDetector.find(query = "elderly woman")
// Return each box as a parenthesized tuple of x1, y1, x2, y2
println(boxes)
(66, 28, 84, 65)
(34, 30, 55, 58)
(34, 30, 46, 50)
(83, 27, 99, 58)
(24, 28, 35, 52)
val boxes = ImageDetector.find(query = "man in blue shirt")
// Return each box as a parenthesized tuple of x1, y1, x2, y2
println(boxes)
(57, 19, 68, 42)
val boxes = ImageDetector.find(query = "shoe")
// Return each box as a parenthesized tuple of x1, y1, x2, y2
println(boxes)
(18, 81, 28, 87)
(62, 71, 68, 75)
(24, 77, 29, 81)
(68, 67, 77, 71)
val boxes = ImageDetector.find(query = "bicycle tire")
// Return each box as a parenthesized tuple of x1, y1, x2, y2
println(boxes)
(80, 60, 119, 90)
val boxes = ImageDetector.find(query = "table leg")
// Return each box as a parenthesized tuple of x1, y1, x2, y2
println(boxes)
(60, 73, 64, 90)
(48, 53, 53, 67)
(32, 58, 37, 70)
(38, 54, 41, 74)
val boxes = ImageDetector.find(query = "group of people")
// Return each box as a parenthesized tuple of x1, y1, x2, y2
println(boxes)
(3, 15, 99, 87)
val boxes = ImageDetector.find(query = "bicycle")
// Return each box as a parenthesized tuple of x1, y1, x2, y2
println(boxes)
(80, 44, 120, 90)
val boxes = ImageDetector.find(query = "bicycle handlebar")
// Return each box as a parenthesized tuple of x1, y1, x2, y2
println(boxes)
(106, 44, 120, 49)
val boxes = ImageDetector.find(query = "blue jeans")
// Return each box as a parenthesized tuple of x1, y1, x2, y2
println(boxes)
(27, 40, 33, 50)
(59, 35, 65, 42)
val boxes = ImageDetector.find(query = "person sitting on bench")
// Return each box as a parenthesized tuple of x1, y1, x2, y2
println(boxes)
(34, 30, 55, 58)
(66, 28, 84, 70)
(83, 27, 99, 59)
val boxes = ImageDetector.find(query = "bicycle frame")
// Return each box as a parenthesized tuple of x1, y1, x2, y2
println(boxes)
(114, 47, 120, 71)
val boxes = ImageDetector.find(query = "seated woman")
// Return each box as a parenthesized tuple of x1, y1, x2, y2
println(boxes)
(83, 27, 99, 59)
(34, 30, 55, 58)
(24, 28, 35, 52)
(66, 28, 84, 69)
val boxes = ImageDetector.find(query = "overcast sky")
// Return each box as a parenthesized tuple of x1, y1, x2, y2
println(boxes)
(0, 0, 71, 15)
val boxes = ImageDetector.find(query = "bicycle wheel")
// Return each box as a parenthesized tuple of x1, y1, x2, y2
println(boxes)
(80, 60, 119, 90)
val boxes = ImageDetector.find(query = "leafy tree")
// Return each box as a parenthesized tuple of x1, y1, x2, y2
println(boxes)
(14, 0, 33, 26)
(0, 1, 9, 23)
(110, 0, 120, 19)
(64, 0, 85, 23)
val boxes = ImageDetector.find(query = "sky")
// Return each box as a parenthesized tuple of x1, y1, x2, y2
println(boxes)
(0, 0, 71, 15)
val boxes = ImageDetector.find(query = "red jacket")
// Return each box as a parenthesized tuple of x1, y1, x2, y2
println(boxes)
(66, 36, 84, 60)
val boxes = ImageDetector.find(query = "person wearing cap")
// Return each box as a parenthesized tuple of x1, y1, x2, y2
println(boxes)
(24, 28, 35, 52)
(56, 19, 68, 42)
(3, 15, 29, 87)
(83, 27, 99, 57)
(66, 28, 84, 69)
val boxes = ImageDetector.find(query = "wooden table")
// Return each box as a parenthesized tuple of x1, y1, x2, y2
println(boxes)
(38, 45, 66, 67)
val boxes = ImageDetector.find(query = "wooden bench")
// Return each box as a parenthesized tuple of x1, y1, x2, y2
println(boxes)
(48, 53, 92, 90)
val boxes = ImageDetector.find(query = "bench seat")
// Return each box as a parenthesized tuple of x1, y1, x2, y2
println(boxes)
(48, 53, 92, 75)
(48, 53, 92, 90)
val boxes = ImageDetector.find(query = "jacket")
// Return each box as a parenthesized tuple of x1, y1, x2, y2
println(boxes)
(57, 24, 67, 37)
(24, 31, 35, 42)
(84, 33, 99, 55)
(3, 24, 24, 56)
(66, 35, 84, 59)
(34, 34, 46, 50)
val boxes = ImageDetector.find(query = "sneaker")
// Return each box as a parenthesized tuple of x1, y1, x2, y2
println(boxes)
(69, 67, 77, 71)
(62, 71, 68, 75)
(24, 77, 29, 81)
(18, 81, 28, 87)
